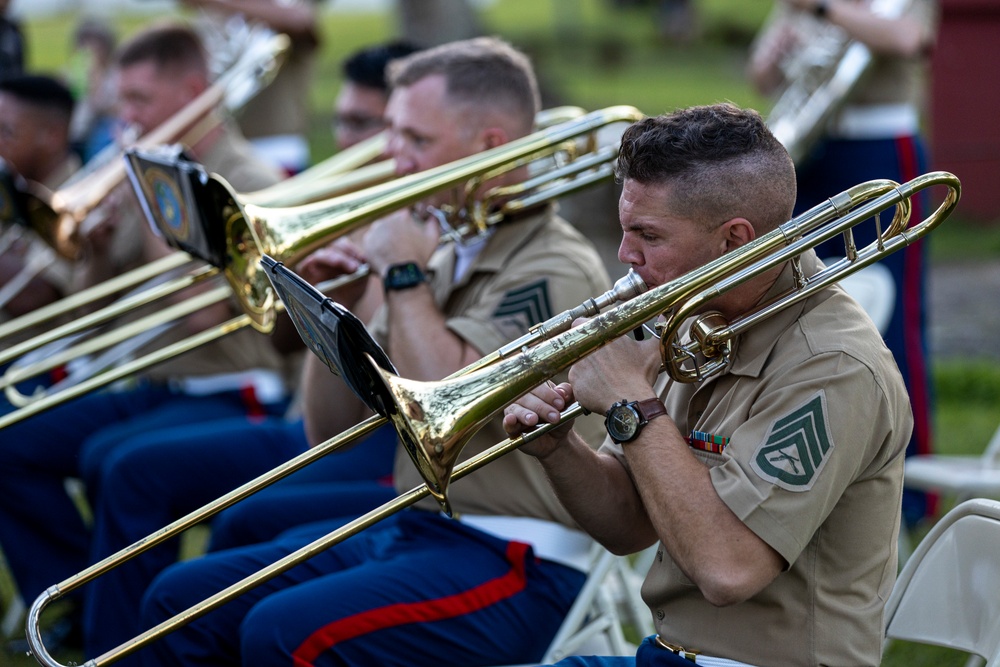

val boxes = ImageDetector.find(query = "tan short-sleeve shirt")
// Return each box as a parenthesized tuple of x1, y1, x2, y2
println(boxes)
(76, 124, 290, 383)
(369, 206, 613, 523)
(603, 252, 912, 666)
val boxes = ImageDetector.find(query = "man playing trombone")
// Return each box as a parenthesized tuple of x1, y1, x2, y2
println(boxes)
(138, 37, 614, 667)
(503, 104, 912, 667)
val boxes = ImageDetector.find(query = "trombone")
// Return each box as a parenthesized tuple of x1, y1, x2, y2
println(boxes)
(24, 171, 959, 667)
(0, 27, 295, 344)
(0, 106, 642, 428)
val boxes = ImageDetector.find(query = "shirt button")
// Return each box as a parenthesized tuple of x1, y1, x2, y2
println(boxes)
(657, 549, 663, 562)
(656, 609, 665, 620)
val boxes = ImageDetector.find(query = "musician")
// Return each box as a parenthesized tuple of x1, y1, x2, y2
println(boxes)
(0, 74, 80, 319)
(0, 22, 291, 650)
(747, 0, 938, 525)
(181, 0, 322, 175)
(76, 40, 420, 659)
(138, 37, 613, 667)
(333, 40, 421, 152)
(0, 0, 24, 81)
(502, 103, 912, 667)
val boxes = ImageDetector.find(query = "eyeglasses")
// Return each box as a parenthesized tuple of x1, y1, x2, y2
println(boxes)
(332, 113, 387, 135)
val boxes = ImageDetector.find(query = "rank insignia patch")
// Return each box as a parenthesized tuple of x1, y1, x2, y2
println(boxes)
(750, 392, 833, 491)
(492, 279, 553, 327)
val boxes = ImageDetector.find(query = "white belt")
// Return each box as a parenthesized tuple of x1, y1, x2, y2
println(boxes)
(169, 369, 286, 404)
(248, 134, 310, 171)
(459, 515, 593, 572)
(654, 636, 759, 667)
(828, 103, 919, 140)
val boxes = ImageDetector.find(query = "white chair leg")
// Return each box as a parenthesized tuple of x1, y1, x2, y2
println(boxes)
(2, 593, 25, 640)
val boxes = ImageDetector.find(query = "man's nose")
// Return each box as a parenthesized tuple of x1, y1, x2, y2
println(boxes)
(618, 237, 640, 266)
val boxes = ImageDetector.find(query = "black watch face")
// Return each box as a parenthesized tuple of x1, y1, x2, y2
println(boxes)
(606, 404, 640, 443)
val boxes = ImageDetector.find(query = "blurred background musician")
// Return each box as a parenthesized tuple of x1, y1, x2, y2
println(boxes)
(0, 74, 79, 322)
(182, 0, 322, 175)
(0, 20, 292, 648)
(747, 0, 939, 525)
(0, 0, 24, 81)
(66, 16, 120, 165)
(77, 39, 420, 659)
(139, 36, 614, 667)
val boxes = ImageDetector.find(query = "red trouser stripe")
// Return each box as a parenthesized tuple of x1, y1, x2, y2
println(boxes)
(894, 135, 931, 457)
(291, 541, 531, 666)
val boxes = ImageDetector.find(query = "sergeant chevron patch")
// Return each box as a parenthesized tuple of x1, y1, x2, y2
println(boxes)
(492, 279, 553, 327)
(750, 392, 834, 492)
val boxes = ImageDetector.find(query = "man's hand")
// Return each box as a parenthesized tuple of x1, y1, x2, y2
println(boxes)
(297, 238, 369, 308)
(363, 208, 440, 276)
(568, 330, 663, 416)
(502, 381, 576, 460)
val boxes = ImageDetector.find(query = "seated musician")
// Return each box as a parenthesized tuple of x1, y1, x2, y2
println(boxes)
(0, 74, 80, 321)
(138, 37, 614, 667)
(502, 104, 912, 667)
(0, 21, 291, 653)
(76, 40, 421, 658)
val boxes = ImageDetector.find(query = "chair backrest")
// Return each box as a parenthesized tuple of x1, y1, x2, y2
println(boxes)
(884, 498, 1000, 666)
(985, 423, 1000, 466)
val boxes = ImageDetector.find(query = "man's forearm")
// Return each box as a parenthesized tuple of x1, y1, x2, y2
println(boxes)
(536, 431, 658, 556)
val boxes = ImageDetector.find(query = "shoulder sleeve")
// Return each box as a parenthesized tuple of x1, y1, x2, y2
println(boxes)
(710, 350, 911, 564)
(448, 225, 612, 355)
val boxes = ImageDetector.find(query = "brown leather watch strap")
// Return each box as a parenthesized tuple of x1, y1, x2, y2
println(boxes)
(635, 398, 668, 424)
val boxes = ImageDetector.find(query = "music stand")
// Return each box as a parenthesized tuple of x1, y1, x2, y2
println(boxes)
(124, 145, 236, 269)
(260, 254, 397, 418)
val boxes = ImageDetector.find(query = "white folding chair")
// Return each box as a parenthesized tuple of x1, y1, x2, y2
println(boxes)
(899, 422, 1000, 562)
(883, 498, 1000, 667)
(504, 544, 646, 667)
(904, 421, 1000, 501)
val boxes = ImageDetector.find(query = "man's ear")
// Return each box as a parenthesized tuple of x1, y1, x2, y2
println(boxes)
(481, 127, 507, 151)
(720, 217, 755, 253)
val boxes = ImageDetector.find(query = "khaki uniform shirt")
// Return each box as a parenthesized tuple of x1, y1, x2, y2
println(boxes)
(779, 0, 937, 110)
(603, 252, 912, 666)
(76, 123, 290, 382)
(849, 0, 937, 108)
(369, 206, 612, 523)
(236, 7, 318, 141)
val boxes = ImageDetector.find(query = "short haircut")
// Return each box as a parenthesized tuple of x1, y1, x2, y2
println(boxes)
(615, 103, 796, 233)
(73, 16, 116, 55)
(343, 40, 422, 92)
(0, 74, 75, 123)
(115, 22, 208, 79)
(387, 36, 540, 135)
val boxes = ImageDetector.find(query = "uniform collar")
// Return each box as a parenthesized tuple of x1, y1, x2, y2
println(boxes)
(723, 250, 824, 379)
(454, 203, 551, 274)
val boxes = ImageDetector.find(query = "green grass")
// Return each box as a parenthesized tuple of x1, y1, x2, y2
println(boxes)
(6, 2, 1000, 665)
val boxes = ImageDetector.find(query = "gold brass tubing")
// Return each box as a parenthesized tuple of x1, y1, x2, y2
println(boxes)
(0, 263, 217, 366)
(0, 253, 195, 343)
(0, 312, 249, 429)
(26, 406, 584, 667)
(0, 284, 232, 401)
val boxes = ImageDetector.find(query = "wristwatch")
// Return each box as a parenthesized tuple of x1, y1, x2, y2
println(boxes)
(384, 262, 427, 293)
(604, 398, 668, 445)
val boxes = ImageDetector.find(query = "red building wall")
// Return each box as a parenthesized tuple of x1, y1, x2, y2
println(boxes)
(930, 0, 1000, 222)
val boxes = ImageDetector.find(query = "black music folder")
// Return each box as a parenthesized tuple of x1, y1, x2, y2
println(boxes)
(260, 254, 398, 417)
(124, 145, 238, 269)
